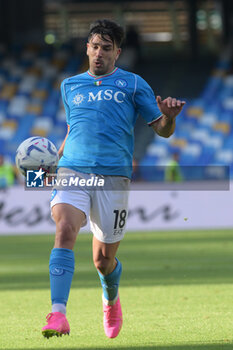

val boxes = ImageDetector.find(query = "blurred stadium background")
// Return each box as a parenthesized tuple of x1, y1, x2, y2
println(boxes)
(1, 2, 233, 349)
(0, 0, 233, 233)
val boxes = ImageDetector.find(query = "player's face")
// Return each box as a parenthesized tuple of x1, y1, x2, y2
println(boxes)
(87, 34, 121, 76)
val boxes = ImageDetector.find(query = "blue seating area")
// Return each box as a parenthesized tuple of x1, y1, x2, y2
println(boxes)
(139, 58, 233, 181)
(0, 44, 84, 162)
(0, 44, 232, 181)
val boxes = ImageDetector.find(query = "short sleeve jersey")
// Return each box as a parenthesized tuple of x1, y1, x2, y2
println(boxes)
(59, 67, 162, 178)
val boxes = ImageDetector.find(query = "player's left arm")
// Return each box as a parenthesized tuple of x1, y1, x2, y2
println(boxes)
(151, 96, 185, 138)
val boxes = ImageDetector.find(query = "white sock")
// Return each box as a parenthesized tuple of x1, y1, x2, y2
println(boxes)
(52, 303, 66, 315)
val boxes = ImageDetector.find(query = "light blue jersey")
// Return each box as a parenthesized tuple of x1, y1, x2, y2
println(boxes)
(59, 67, 162, 178)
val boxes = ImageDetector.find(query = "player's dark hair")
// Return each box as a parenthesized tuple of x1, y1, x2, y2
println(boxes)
(88, 19, 125, 48)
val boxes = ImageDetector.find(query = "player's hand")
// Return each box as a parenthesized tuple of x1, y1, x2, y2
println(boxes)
(156, 96, 185, 119)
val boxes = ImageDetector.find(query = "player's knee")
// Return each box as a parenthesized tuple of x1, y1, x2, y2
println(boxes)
(55, 220, 77, 247)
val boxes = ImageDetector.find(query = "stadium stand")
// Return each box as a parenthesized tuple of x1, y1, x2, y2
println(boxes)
(139, 53, 233, 181)
(0, 44, 84, 166)
(0, 42, 232, 182)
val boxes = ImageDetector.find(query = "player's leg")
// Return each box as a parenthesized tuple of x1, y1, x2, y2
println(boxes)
(90, 176, 129, 338)
(92, 237, 123, 339)
(93, 237, 121, 299)
(50, 203, 85, 310)
(42, 201, 86, 338)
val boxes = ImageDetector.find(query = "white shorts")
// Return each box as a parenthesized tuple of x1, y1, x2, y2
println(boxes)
(50, 168, 130, 243)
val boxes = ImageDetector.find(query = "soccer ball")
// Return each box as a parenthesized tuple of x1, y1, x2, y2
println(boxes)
(15, 136, 59, 176)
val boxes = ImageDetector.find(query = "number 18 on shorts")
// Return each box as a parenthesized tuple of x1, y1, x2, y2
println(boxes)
(89, 187, 129, 244)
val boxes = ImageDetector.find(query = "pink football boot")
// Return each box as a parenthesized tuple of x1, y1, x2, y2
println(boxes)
(42, 312, 70, 338)
(103, 296, 123, 338)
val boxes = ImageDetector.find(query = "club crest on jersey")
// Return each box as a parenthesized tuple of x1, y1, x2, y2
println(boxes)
(94, 80, 102, 86)
(73, 93, 85, 106)
(115, 79, 128, 88)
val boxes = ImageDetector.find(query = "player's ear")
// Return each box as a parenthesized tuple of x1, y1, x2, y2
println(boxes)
(86, 42, 90, 56)
(115, 48, 121, 61)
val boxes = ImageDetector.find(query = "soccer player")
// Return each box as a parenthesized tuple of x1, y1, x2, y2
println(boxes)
(42, 19, 185, 339)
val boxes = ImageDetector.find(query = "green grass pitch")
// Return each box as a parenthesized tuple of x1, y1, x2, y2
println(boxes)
(0, 229, 233, 349)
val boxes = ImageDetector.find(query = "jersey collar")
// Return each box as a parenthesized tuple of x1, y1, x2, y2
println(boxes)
(88, 67, 118, 79)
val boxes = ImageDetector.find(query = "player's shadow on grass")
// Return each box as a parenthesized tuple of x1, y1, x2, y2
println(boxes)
(1, 232, 233, 290)
(2, 265, 233, 291)
(4, 344, 233, 350)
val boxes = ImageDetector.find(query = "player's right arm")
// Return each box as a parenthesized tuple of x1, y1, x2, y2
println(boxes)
(58, 124, 70, 159)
